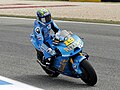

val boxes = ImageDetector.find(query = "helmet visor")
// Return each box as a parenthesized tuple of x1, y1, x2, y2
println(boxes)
(40, 14, 51, 23)
(45, 14, 51, 23)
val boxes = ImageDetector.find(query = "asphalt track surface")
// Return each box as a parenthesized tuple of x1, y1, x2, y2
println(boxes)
(0, 17, 120, 90)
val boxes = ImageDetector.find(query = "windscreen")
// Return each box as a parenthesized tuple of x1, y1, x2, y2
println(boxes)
(60, 30, 71, 38)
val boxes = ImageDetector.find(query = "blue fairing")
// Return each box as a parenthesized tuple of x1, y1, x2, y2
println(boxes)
(72, 55, 86, 75)
(53, 55, 86, 76)
(56, 34, 83, 57)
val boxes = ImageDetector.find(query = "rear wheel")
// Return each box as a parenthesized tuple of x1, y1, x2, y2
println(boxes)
(80, 60, 97, 86)
(42, 66, 60, 77)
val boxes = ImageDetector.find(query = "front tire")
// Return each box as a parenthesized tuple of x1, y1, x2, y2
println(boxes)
(80, 60, 97, 86)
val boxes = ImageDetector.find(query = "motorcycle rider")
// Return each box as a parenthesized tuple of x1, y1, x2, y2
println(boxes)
(33, 8, 60, 67)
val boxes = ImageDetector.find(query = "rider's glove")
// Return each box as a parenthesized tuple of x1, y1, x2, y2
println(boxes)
(47, 48, 56, 56)
(55, 31, 64, 41)
(55, 31, 60, 40)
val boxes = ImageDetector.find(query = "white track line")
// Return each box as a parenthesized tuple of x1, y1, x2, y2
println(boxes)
(0, 76, 44, 90)
(0, 17, 120, 27)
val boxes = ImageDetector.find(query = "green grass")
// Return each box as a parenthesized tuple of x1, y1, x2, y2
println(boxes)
(0, 14, 120, 24)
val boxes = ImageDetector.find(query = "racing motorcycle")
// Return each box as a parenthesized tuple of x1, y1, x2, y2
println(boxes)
(30, 30, 97, 86)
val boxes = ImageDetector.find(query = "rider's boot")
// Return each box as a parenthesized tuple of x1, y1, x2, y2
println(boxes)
(45, 57, 52, 69)
(36, 49, 43, 60)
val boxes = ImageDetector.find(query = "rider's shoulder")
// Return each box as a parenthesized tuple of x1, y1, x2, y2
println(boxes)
(34, 20, 42, 27)
(51, 20, 54, 23)
(50, 20, 56, 26)
(34, 20, 39, 24)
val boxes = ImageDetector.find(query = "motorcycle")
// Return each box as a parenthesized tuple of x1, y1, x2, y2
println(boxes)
(30, 30, 97, 86)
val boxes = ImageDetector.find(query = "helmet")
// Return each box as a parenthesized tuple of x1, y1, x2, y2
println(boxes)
(37, 8, 51, 24)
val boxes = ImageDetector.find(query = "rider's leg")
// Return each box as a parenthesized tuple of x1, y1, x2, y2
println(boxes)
(36, 49, 44, 61)
(44, 41, 53, 68)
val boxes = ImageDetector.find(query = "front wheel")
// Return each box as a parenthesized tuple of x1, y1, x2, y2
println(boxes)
(80, 60, 97, 86)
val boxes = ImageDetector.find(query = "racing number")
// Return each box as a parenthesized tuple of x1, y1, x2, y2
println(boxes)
(64, 37, 74, 46)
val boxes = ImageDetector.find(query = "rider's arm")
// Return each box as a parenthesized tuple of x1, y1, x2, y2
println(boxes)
(51, 21, 60, 33)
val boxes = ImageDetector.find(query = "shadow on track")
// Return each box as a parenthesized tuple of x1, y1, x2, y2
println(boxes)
(14, 74, 93, 89)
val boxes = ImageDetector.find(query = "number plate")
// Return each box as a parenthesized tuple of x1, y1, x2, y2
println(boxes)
(64, 37, 74, 46)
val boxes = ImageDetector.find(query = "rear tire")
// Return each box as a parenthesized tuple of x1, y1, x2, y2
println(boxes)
(42, 66, 60, 77)
(80, 60, 97, 86)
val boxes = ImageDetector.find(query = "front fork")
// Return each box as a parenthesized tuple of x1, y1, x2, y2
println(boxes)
(70, 53, 89, 77)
